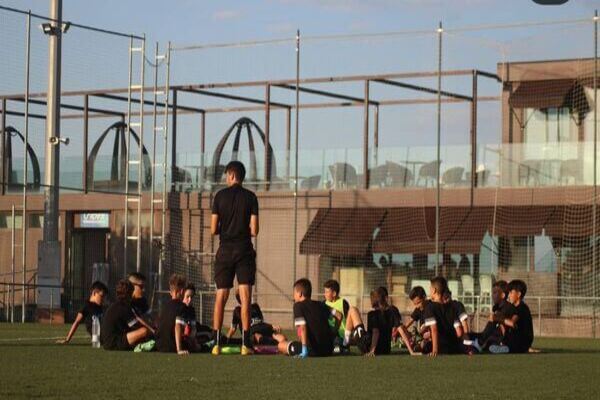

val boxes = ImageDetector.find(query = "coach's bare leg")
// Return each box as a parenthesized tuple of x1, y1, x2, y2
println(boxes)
(345, 306, 363, 331)
(126, 326, 149, 346)
(213, 288, 230, 332)
(238, 284, 252, 350)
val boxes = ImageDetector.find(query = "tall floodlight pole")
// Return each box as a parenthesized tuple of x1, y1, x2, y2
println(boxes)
(39, 0, 63, 317)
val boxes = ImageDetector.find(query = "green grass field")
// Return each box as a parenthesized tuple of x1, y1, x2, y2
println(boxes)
(1, 324, 599, 400)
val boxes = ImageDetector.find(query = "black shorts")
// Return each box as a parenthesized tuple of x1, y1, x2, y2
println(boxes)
(249, 322, 275, 338)
(214, 244, 256, 289)
(102, 333, 131, 351)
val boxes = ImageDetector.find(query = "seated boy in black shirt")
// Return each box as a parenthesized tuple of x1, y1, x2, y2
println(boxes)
(292, 278, 342, 358)
(128, 272, 156, 336)
(58, 281, 108, 344)
(443, 289, 470, 340)
(398, 286, 430, 355)
(502, 279, 534, 354)
(157, 274, 189, 355)
(100, 280, 150, 351)
(464, 280, 516, 352)
(226, 290, 287, 346)
(422, 277, 461, 356)
(182, 283, 200, 352)
(365, 287, 396, 356)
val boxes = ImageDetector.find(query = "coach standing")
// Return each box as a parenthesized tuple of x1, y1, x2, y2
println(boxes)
(210, 161, 259, 355)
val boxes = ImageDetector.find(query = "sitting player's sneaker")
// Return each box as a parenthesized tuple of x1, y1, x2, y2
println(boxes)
(489, 344, 509, 354)
(240, 345, 254, 356)
(211, 345, 221, 356)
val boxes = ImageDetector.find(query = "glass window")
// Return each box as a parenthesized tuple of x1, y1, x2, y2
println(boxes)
(0, 213, 23, 229)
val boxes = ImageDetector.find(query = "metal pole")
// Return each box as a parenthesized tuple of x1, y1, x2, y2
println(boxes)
(435, 22, 443, 275)
(22, 11, 31, 323)
(49, 289, 53, 325)
(124, 35, 133, 277)
(83, 95, 89, 193)
(159, 42, 171, 308)
(593, 9, 598, 339)
(292, 31, 300, 279)
(470, 70, 478, 205)
(363, 80, 370, 189)
(136, 36, 146, 273)
(374, 105, 379, 167)
(150, 42, 159, 281)
(171, 89, 177, 190)
(42, 0, 62, 291)
(200, 112, 206, 186)
(265, 84, 271, 189)
(0, 99, 5, 195)
(538, 296, 542, 337)
(11, 204, 15, 323)
(285, 107, 291, 182)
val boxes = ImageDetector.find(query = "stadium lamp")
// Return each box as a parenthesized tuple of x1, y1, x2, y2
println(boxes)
(40, 21, 70, 35)
(49, 136, 69, 146)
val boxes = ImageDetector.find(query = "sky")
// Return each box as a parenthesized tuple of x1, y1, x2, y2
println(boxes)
(1, 0, 599, 183)
(5, 0, 598, 45)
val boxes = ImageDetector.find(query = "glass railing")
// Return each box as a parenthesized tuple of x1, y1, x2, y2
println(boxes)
(4, 141, 599, 195)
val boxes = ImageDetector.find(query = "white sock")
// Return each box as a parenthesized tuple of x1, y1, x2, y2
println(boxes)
(343, 330, 351, 346)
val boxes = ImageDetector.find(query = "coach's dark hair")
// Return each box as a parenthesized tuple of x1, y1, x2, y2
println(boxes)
(323, 279, 340, 295)
(169, 274, 187, 292)
(225, 161, 246, 182)
(508, 279, 527, 298)
(185, 283, 196, 295)
(115, 279, 134, 302)
(371, 287, 389, 310)
(430, 276, 448, 295)
(377, 286, 389, 298)
(493, 280, 509, 297)
(127, 272, 146, 283)
(90, 280, 108, 294)
(294, 278, 312, 299)
(409, 286, 426, 300)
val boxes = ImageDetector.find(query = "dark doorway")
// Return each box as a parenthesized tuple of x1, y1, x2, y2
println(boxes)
(64, 229, 109, 321)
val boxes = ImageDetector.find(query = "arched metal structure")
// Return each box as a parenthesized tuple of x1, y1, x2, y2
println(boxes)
(211, 117, 276, 183)
(87, 121, 151, 190)
(2, 126, 41, 189)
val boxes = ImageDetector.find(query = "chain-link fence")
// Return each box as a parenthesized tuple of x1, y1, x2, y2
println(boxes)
(0, 5, 599, 338)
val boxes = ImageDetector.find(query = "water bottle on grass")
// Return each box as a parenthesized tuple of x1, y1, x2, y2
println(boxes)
(92, 316, 101, 348)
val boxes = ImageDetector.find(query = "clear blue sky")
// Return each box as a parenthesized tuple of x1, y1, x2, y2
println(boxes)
(1, 0, 599, 183)
(6, 0, 598, 44)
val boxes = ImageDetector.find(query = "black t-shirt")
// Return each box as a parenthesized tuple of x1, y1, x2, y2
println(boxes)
(505, 301, 534, 353)
(422, 301, 461, 354)
(411, 307, 425, 325)
(78, 301, 103, 335)
(100, 300, 138, 347)
(389, 305, 402, 328)
(131, 297, 150, 318)
(494, 300, 517, 321)
(212, 184, 258, 245)
(293, 299, 335, 357)
(450, 300, 468, 326)
(367, 308, 395, 355)
(231, 303, 264, 332)
(157, 299, 186, 353)
(183, 305, 196, 335)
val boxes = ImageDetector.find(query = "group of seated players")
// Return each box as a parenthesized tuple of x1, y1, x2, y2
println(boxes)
(59, 272, 534, 357)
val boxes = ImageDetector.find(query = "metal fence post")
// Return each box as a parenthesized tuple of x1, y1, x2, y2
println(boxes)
(22, 10, 31, 324)
(50, 288, 53, 325)
(435, 21, 443, 274)
(538, 296, 542, 337)
(292, 30, 300, 281)
(199, 291, 203, 324)
(11, 204, 15, 323)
